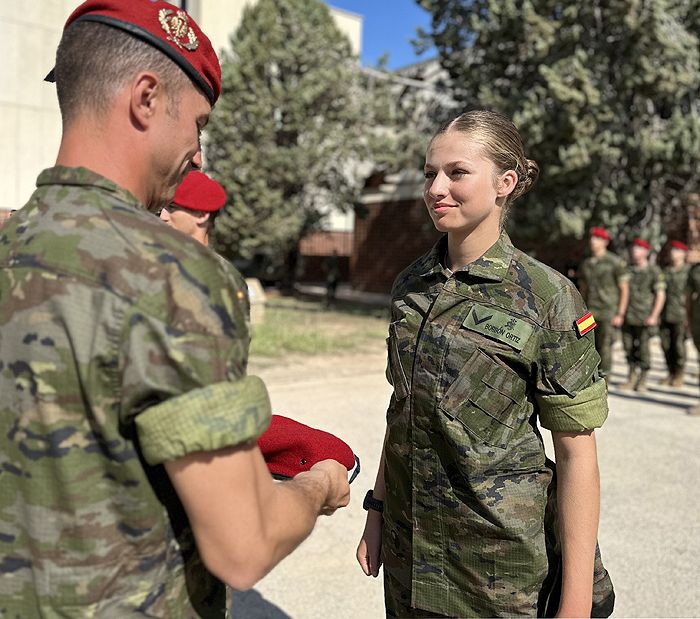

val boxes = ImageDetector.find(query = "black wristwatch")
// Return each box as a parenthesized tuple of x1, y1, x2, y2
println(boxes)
(363, 489, 384, 513)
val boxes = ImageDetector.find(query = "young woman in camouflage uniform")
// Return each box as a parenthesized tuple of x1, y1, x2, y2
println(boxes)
(357, 111, 613, 618)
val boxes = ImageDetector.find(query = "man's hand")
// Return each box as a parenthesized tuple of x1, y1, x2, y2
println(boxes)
(611, 314, 624, 328)
(304, 459, 350, 515)
(644, 314, 659, 327)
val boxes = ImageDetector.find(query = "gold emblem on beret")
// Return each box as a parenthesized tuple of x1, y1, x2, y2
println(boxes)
(158, 9, 199, 51)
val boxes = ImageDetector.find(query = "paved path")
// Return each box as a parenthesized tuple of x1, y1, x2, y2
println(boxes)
(234, 338, 700, 618)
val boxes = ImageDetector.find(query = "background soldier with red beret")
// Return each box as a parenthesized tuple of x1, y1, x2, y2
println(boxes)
(160, 170, 226, 248)
(577, 227, 630, 379)
(0, 1, 349, 616)
(659, 240, 690, 386)
(621, 238, 666, 391)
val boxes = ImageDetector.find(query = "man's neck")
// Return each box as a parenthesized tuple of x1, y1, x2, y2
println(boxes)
(55, 118, 149, 207)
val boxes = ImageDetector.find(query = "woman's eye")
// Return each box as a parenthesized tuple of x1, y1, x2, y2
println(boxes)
(424, 171, 436, 179)
(452, 169, 467, 176)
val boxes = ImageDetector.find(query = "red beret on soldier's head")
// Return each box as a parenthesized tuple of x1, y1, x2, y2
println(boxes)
(172, 171, 226, 213)
(670, 240, 689, 252)
(258, 415, 359, 481)
(633, 238, 652, 251)
(46, 0, 221, 105)
(590, 227, 610, 241)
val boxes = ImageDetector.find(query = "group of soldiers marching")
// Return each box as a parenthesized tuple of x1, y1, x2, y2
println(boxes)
(577, 226, 700, 416)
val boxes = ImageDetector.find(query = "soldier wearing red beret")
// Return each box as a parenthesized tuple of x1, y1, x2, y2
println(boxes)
(659, 240, 690, 386)
(160, 170, 226, 247)
(577, 227, 630, 379)
(620, 238, 666, 390)
(0, 1, 349, 616)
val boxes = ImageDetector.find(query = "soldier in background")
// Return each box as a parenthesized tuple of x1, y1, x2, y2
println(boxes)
(621, 238, 666, 392)
(159, 170, 225, 248)
(686, 263, 700, 416)
(0, 1, 349, 616)
(577, 226, 630, 380)
(659, 240, 690, 386)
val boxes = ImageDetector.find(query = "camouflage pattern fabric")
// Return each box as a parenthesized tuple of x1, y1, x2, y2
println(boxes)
(689, 264, 700, 350)
(382, 232, 611, 617)
(0, 167, 271, 618)
(624, 264, 666, 326)
(578, 252, 629, 322)
(661, 265, 689, 324)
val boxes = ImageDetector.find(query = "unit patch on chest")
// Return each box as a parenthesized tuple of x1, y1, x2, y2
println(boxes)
(463, 303, 534, 351)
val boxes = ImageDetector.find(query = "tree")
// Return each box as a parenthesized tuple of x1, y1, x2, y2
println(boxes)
(418, 0, 700, 248)
(207, 0, 417, 283)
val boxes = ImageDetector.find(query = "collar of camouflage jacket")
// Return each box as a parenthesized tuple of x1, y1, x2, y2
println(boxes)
(418, 230, 515, 282)
(37, 166, 142, 209)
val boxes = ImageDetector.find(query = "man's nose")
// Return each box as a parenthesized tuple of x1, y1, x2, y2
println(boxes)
(191, 150, 203, 170)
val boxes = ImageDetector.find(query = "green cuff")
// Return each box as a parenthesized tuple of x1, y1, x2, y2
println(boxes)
(136, 375, 271, 465)
(536, 379, 608, 432)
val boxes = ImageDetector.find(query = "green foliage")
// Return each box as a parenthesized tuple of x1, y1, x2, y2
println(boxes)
(206, 0, 360, 266)
(206, 0, 420, 270)
(418, 0, 700, 246)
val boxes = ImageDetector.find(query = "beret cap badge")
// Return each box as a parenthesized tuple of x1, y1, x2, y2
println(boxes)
(158, 8, 199, 51)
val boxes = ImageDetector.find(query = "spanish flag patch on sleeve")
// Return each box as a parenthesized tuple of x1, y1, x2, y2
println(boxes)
(575, 311, 597, 337)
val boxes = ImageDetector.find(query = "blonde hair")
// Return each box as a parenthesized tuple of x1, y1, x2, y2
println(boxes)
(433, 110, 539, 209)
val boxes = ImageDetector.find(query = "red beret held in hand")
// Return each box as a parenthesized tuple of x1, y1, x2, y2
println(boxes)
(258, 415, 359, 482)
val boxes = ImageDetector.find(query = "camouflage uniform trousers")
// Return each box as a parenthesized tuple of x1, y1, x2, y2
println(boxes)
(621, 324, 652, 371)
(593, 319, 616, 376)
(659, 320, 687, 375)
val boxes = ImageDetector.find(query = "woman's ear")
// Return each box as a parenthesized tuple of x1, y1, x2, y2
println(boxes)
(497, 170, 518, 198)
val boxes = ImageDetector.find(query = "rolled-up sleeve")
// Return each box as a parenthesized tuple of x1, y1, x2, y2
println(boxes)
(535, 283, 608, 432)
(136, 376, 271, 465)
(118, 258, 269, 464)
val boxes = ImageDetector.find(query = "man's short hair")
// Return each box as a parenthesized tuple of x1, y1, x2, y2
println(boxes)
(54, 21, 188, 124)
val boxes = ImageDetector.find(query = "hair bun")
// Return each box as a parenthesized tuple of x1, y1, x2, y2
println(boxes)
(518, 159, 539, 197)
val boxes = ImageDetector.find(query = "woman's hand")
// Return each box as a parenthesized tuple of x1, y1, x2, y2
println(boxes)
(356, 511, 383, 577)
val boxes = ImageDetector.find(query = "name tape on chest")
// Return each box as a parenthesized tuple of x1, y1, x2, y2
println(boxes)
(575, 311, 597, 337)
(463, 304, 534, 351)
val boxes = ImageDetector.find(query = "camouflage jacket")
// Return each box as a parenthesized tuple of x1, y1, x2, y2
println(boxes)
(661, 265, 689, 324)
(624, 264, 666, 326)
(0, 167, 271, 618)
(383, 232, 608, 617)
(577, 251, 629, 321)
(688, 264, 700, 335)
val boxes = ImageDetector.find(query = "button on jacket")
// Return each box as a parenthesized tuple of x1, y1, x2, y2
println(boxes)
(382, 232, 608, 617)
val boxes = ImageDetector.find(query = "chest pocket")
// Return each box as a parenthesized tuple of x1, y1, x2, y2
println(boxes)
(439, 347, 526, 449)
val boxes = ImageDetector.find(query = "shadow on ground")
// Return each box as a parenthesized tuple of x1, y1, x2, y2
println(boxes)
(231, 589, 291, 618)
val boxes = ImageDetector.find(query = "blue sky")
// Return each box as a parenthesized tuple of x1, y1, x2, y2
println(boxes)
(327, 1, 435, 69)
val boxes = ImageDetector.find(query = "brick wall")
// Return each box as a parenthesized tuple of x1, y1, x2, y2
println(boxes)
(351, 198, 441, 293)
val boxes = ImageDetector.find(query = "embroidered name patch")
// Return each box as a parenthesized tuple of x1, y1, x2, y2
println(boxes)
(575, 311, 597, 337)
(463, 304, 534, 351)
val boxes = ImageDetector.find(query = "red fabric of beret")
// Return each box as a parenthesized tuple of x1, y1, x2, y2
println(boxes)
(172, 171, 226, 212)
(257, 415, 357, 480)
(590, 226, 610, 241)
(50, 0, 221, 104)
(633, 238, 652, 250)
(670, 240, 688, 251)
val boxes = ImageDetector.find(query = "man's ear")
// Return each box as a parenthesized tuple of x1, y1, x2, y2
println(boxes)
(129, 72, 162, 130)
(497, 170, 518, 198)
